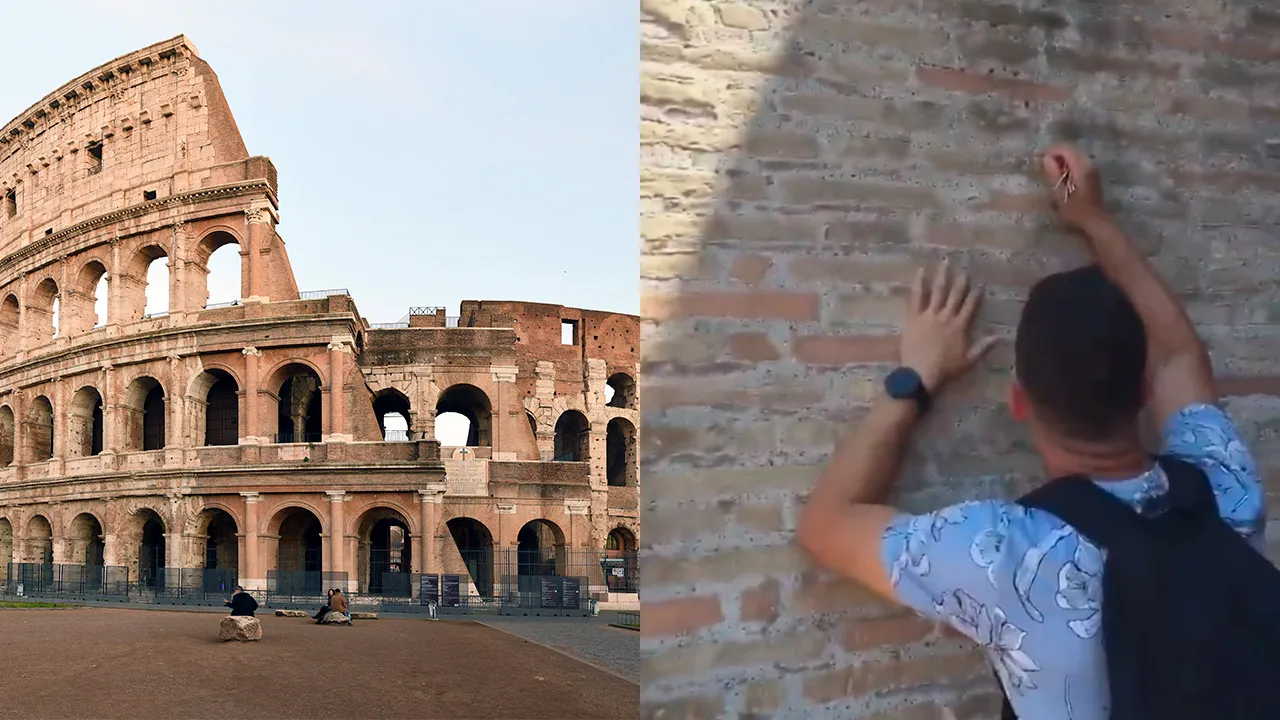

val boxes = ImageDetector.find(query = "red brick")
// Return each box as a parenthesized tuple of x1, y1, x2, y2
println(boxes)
(793, 569, 897, 616)
(803, 651, 988, 704)
(1218, 375, 1280, 398)
(739, 577, 781, 623)
(729, 253, 772, 286)
(728, 332, 782, 361)
(641, 595, 725, 638)
(917, 65, 1072, 102)
(974, 191, 1050, 215)
(641, 291, 820, 321)
(793, 334, 897, 365)
(842, 615, 935, 652)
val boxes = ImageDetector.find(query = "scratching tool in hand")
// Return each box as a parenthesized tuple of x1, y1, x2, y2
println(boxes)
(1052, 169, 1076, 199)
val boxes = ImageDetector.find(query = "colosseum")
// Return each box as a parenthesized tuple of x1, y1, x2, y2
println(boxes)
(0, 35, 639, 608)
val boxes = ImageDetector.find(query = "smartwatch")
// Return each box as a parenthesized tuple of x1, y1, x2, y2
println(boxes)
(884, 367, 932, 415)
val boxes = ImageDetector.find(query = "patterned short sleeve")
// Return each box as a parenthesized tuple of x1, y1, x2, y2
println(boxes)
(879, 499, 1013, 623)
(1162, 403, 1266, 541)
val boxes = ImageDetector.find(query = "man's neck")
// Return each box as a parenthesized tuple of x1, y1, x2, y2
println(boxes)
(1038, 433, 1153, 481)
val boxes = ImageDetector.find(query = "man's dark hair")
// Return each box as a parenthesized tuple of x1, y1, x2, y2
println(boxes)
(1014, 264, 1147, 441)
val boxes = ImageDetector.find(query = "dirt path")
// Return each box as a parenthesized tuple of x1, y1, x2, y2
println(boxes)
(0, 607, 638, 720)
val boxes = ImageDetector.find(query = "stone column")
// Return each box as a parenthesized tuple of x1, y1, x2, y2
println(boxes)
(534, 361, 556, 460)
(244, 208, 269, 303)
(491, 365, 518, 461)
(588, 421, 608, 488)
(166, 355, 184, 462)
(11, 390, 25, 478)
(242, 347, 261, 443)
(168, 222, 189, 319)
(241, 492, 262, 591)
(326, 339, 351, 442)
(50, 378, 67, 473)
(325, 491, 346, 590)
(56, 256, 68, 342)
(102, 498, 120, 567)
(418, 485, 445, 575)
(107, 238, 122, 327)
(15, 273, 28, 361)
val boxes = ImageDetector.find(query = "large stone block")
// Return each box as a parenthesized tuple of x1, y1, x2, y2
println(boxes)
(218, 615, 262, 642)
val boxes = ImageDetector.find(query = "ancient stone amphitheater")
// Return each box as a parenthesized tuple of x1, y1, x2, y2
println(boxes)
(0, 36, 638, 605)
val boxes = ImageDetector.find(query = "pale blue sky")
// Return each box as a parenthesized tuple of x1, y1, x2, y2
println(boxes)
(3, 1, 639, 324)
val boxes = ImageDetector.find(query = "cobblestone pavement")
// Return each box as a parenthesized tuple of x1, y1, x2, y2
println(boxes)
(480, 612, 640, 684)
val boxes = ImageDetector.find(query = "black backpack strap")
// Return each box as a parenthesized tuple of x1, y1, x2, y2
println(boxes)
(1016, 474, 1145, 550)
(1155, 455, 1220, 518)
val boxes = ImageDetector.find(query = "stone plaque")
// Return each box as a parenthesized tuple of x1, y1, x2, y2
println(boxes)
(443, 447, 488, 496)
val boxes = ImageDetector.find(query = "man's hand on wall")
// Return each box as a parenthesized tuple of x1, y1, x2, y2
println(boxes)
(899, 261, 998, 392)
(1041, 143, 1108, 232)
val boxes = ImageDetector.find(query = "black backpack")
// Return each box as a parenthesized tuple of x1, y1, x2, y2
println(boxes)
(997, 456, 1280, 720)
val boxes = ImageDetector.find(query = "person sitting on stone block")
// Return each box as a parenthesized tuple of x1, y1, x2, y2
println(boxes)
(225, 586, 258, 617)
(313, 589, 335, 622)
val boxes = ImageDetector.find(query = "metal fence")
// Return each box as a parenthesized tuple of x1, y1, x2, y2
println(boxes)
(269, 432, 323, 444)
(615, 611, 640, 629)
(265, 570, 351, 607)
(4, 563, 130, 597)
(450, 548, 639, 597)
(298, 288, 349, 300)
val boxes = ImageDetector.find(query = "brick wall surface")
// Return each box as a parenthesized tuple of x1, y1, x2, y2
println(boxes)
(640, 1, 1280, 718)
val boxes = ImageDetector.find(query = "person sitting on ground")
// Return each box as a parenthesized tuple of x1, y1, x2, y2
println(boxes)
(313, 588, 334, 622)
(225, 586, 258, 617)
(796, 143, 1268, 719)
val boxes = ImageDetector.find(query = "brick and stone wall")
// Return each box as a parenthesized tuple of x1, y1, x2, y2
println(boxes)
(641, 1, 1280, 717)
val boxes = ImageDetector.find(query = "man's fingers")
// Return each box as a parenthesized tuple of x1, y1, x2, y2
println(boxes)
(930, 261, 949, 312)
(943, 269, 969, 316)
(966, 335, 1001, 365)
(909, 267, 926, 315)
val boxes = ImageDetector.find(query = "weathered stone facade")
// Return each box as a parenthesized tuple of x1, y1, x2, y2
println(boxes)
(0, 36, 639, 597)
(641, 1, 1280, 718)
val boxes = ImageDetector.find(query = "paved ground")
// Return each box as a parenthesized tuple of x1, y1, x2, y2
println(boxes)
(479, 611, 640, 684)
(0, 607, 638, 719)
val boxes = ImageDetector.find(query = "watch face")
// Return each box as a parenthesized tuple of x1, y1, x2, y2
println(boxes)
(885, 367, 921, 399)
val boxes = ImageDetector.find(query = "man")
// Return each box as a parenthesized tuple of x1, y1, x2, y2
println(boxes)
(225, 586, 258, 617)
(797, 144, 1265, 719)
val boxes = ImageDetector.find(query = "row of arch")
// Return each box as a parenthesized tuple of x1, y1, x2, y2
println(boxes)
(0, 231, 243, 355)
(0, 372, 636, 486)
(0, 507, 638, 597)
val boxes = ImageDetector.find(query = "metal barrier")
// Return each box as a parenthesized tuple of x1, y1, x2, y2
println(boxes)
(616, 611, 640, 629)
(4, 563, 129, 597)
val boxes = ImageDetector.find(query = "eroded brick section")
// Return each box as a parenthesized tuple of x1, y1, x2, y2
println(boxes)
(642, 0, 1280, 716)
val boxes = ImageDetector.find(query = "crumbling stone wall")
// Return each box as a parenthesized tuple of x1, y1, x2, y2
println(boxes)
(641, 1, 1280, 717)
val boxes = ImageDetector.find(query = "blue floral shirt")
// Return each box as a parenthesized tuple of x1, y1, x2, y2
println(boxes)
(880, 404, 1266, 719)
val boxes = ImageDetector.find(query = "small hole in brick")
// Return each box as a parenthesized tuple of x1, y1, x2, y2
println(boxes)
(143, 190, 157, 201)
(45, 228, 53, 236)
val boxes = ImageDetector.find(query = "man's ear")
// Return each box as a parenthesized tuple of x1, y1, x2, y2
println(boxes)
(1008, 380, 1031, 422)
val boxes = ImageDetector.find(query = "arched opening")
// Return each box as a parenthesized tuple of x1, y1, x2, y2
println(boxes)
(141, 246, 170, 318)
(446, 517, 493, 598)
(516, 519, 565, 592)
(606, 372, 636, 409)
(197, 232, 242, 308)
(124, 377, 166, 451)
(554, 410, 590, 462)
(373, 389, 411, 442)
(435, 384, 492, 447)
(67, 513, 105, 566)
(67, 387, 104, 458)
(0, 405, 13, 465)
(138, 510, 166, 589)
(25, 395, 53, 462)
(67, 260, 109, 334)
(22, 515, 54, 589)
(606, 417, 637, 487)
(0, 519, 12, 582)
(191, 370, 239, 447)
(28, 278, 59, 345)
(0, 294, 19, 355)
(199, 508, 239, 594)
(274, 364, 322, 444)
(604, 527, 639, 593)
(274, 507, 323, 595)
(356, 507, 412, 596)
